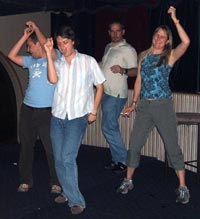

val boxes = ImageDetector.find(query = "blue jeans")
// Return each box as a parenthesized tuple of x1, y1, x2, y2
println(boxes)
(50, 115, 88, 208)
(101, 93, 127, 164)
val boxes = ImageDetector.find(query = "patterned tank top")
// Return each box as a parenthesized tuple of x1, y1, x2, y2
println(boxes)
(140, 53, 173, 99)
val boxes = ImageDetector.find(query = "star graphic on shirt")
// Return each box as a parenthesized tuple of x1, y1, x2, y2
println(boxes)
(32, 68, 42, 78)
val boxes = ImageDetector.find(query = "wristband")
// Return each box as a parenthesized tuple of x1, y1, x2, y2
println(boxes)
(124, 68, 128, 75)
(121, 68, 128, 75)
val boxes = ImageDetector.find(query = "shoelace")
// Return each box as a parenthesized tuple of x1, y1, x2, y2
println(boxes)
(178, 188, 189, 200)
(120, 181, 130, 190)
(179, 189, 185, 199)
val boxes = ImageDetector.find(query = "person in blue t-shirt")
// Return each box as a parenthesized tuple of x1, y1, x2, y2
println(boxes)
(8, 21, 61, 194)
(117, 6, 190, 204)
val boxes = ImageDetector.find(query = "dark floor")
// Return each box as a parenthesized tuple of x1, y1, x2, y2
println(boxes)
(0, 141, 200, 219)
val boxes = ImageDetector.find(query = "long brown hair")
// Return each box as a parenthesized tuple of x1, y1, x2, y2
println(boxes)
(139, 25, 173, 67)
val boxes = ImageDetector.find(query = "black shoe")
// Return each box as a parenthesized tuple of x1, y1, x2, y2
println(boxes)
(104, 161, 117, 170)
(112, 162, 127, 174)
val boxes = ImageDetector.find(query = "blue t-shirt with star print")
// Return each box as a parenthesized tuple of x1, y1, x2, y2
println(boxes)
(22, 53, 59, 108)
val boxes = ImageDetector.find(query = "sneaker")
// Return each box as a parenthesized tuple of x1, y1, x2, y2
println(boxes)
(104, 161, 117, 170)
(117, 178, 134, 194)
(70, 205, 84, 215)
(54, 195, 68, 204)
(112, 162, 127, 174)
(176, 186, 190, 204)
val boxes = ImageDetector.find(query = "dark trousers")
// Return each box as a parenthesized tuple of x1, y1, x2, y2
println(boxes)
(18, 103, 59, 186)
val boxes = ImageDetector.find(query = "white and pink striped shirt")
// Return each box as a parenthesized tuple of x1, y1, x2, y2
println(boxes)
(52, 51, 105, 120)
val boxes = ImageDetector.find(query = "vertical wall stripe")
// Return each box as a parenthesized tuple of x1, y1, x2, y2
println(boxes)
(82, 92, 200, 172)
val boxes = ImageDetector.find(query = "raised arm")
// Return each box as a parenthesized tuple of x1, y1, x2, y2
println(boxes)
(8, 27, 33, 66)
(44, 38, 58, 84)
(26, 21, 46, 45)
(168, 6, 190, 65)
(26, 21, 58, 60)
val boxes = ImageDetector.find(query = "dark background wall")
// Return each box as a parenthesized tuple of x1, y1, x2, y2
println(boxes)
(0, 60, 17, 142)
(51, 0, 200, 93)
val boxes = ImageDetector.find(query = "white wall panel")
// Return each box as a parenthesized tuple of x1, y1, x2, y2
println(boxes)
(83, 92, 200, 172)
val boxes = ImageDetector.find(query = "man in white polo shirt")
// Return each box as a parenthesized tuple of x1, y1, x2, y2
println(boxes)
(101, 20, 137, 174)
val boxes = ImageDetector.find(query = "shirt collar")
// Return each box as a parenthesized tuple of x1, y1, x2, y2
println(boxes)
(109, 39, 127, 48)
(60, 49, 79, 62)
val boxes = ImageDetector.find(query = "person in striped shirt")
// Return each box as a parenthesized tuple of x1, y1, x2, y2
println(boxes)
(44, 25, 105, 215)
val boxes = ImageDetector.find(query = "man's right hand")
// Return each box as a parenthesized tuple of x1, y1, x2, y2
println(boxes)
(23, 27, 33, 38)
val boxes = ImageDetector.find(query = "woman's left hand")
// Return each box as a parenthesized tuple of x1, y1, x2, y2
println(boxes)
(168, 6, 177, 22)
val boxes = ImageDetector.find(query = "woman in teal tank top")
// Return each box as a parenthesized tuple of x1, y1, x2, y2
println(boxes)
(117, 6, 191, 204)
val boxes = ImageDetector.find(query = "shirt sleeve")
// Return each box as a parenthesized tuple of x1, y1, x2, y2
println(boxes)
(124, 46, 138, 68)
(56, 49, 62, 59)
(90, 57, 106, 86)
(22, 56, 32, 69)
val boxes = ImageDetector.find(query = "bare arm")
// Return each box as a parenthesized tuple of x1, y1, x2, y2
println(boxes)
(110, 65, 137, 77)
(44, 38, 58, 84)
(88, 83, 104, 124)
(132, 69, 141, 103)
(121, 67, 137, 77)
(168, 6, 190, 66)
(8, 27, 33, 66)
(26, 21, 46, 46)
(121, 57, 142, 117)
(26, 21, 58, 60)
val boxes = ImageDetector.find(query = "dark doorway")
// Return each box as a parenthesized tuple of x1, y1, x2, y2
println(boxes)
(0, 56, 17, 144)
